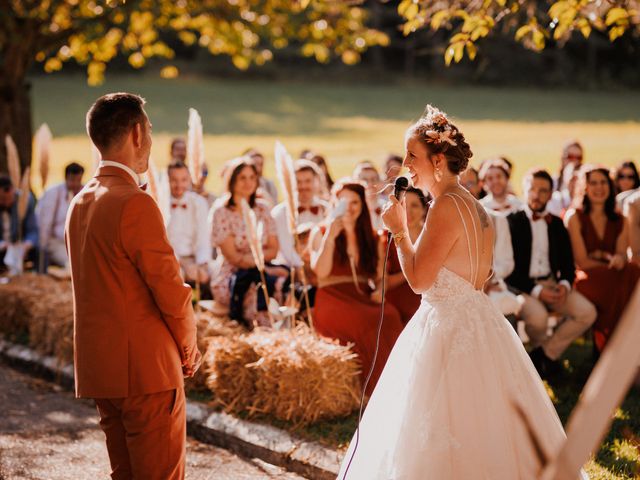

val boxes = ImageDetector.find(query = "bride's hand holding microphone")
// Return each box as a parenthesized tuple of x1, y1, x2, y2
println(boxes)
(382, 194, 408, 243)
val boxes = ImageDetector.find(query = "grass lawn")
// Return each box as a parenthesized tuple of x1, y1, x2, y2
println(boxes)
(29, 74, 640, 196)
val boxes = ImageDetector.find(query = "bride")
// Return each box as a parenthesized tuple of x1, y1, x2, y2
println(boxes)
(338, 106, 587, 479)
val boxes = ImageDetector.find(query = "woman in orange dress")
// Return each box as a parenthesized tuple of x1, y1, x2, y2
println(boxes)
(310, 181, 403, 395)
(385, 187, 429, 325)
(565, 165, 640, 352)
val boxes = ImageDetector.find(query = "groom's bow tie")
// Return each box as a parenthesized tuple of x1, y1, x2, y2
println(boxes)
(139, 183, 148, 191)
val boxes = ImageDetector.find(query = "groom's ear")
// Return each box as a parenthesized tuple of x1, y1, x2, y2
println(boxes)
(131, 122, 143, 148)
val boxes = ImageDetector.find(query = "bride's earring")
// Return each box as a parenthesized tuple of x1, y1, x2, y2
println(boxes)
(435, 166, 443, 182)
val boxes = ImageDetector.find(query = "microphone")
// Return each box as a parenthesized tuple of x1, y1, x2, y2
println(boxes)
(393, 176, 409, 201)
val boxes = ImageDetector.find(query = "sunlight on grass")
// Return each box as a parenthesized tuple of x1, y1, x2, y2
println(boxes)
(30, 75, 640, 197)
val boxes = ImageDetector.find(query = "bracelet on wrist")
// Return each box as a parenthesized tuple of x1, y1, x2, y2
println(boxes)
(392, 230, 407, 246)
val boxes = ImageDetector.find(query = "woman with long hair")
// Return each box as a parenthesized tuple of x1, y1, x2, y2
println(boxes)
(565, 165, 640, 352)
(309, 180, 403, 395)
(209, 156, 283, 328)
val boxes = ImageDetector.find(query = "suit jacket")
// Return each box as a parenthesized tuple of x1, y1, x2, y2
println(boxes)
(65, 165, 197, 399)
(504, 210, 575, 295)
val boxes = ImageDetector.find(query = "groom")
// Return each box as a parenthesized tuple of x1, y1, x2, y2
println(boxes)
(65, 93, 201, 479)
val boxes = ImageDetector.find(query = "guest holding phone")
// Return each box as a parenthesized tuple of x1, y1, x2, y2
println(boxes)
(309, 181, 403, 395)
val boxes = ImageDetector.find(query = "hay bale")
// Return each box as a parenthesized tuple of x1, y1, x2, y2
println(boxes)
(246, 325, 361, 426)
(204, 336, 260, 412)
(0, 274, 73, 361)
(185, 310, 247, 393)
(203, 323, 362, 426)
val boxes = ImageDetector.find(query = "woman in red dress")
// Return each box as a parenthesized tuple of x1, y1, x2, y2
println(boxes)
(310, 181, 403, 395)
(385, 187, 429, 325)
(565, 165, 640, 352)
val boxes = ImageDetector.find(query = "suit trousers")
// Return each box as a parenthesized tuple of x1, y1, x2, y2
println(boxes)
(519, 278, 597, 360)
(95, 388, 186, 480)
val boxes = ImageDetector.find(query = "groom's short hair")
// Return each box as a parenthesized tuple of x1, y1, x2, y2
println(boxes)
(86, 93, 146, 152)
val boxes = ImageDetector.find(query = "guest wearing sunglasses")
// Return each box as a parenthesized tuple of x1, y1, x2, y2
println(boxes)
(614, 160, 640, 209)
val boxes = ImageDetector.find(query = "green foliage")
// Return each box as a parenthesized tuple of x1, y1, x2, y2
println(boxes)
(397, 0, 640, 65)
(2, 0, 389, 85)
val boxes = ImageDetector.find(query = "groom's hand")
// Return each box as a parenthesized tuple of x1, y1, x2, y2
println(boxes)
(182, 346, 202, 378)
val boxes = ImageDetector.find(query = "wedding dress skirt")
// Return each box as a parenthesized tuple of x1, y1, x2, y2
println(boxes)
(338, 267, 588, 480)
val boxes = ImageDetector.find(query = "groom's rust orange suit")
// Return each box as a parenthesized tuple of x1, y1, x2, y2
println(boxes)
(65, 165, 198, 479)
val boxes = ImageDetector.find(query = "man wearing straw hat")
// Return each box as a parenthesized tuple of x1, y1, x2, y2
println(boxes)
(65, 92, 201, 479)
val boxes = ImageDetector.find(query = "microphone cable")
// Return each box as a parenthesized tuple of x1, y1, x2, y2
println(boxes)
(341, 229, 394, 480)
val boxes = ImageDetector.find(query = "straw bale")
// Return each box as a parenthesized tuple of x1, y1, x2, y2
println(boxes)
(0, 274, 73, 363)
(246, 325, 361, 426)
(204, 336, 260, 412)
(186, 310, 246, 393)
(204, 323, 362, 426)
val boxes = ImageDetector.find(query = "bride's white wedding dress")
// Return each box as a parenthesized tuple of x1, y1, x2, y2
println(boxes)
(338, 193, 587, 480)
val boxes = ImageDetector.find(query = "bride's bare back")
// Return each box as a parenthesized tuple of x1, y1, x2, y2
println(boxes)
(414, 187, 494, 291)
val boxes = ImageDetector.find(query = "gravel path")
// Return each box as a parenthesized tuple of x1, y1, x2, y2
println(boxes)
(0, 362, 306, 480)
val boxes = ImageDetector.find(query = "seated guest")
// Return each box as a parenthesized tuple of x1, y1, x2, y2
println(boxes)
(272, 160, 327, 267)
(192, 162, 217, 209)
(310, 181, 403, 395)
(209, 157, 281, 328)
(565, 165, 640, 352)
(353, 161, 385, 230)
(384, 186, 427, 325)
(460, 166, 483, 199)
(166, 161, 211, 287)
(479, 158, 524, 213)
(547, 162, 580, 218)
(36, 162, 84, 268)
(384, 154, 403, 183)
(614, 160, 640, 207)
(625, 189, 640, 264)
(503, 169, 596, 378)
(170, 137, 187, 162)
(244, 148, 278, 204)
(309, 153, 334, 200)
(0, 175, 38, 272)
(555, 140, 584, 192)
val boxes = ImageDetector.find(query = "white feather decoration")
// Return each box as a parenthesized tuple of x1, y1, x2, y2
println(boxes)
(5, 135, 21, 189)
(187, 108, 203, 186)
(274, 140, 299, 235)
(34, 124, 52, 190)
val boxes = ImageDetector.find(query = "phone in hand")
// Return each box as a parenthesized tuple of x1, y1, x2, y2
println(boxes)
(330, 198, 347, 220)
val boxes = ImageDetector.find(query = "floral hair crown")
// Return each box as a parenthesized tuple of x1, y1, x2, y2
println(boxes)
(420, 105, 457, 147)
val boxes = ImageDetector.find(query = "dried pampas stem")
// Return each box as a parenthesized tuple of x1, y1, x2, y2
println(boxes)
(35, 124, 52, 190)
(5, 135, 21, 189)
(275, 141, 298, 235)
(187, 108, 204, 186)
(240, 199, 273, 325)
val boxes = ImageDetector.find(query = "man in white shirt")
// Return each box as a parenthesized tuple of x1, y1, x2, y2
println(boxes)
(479, 158, 524, 214)
(499, 169, 596, 378)
(166, 161, 211, 286)
(272, 160, 327, 267)
(36, 162, 84, 267)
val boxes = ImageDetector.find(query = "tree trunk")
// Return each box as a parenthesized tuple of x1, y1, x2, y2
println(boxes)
(0, 80, 33, 176)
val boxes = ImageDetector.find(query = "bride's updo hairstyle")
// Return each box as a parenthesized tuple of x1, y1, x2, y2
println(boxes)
(406, 105, 473, 175)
